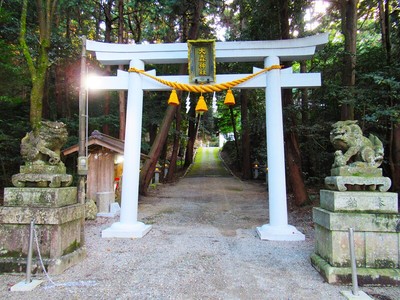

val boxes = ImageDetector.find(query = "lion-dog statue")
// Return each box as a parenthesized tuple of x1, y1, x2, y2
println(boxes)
(330, 120, 384, 169)
(20, 120, 68, 166)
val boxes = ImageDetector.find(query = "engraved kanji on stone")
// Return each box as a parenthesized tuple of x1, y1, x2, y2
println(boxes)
(346, 197, 357, 208)
(376, 197, 385, 208)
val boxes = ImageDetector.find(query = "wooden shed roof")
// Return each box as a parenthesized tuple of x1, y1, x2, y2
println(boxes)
(63, 130, 124, 156)
(63, 131, 150, 159)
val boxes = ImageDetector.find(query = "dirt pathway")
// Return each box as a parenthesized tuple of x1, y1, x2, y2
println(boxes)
(0, 147, 398, 299)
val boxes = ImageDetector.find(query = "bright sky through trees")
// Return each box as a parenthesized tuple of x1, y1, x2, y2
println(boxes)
(305, 0, 331, 31)
(213, 0, 330, 40)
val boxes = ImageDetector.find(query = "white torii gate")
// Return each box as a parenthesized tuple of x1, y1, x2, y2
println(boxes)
(86, 33, 329, 241)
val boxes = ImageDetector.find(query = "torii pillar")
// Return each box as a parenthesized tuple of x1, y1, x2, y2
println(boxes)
(101, 58, 152, 238)
(85, 33, 329, 240)
(255, 56, 304, 241)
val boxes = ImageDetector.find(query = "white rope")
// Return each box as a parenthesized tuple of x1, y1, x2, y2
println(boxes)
(33, 226, 56, 286)
(33, 225, 97, 289)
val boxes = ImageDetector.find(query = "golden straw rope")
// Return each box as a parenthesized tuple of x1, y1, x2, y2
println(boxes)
(128, 65, 282, 93)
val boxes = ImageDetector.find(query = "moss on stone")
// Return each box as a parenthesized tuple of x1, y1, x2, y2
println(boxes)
(63, 240, 80, 255)
(0, 249, 24, 258)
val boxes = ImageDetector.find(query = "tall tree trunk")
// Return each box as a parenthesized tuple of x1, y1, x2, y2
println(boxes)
(167, 102, 182, 182)
(300, 61, 311, 177)
(240, 90, 251, 179)
(283, 89, 308, 206)
(390, 123, 400, 193)
(20, 0, 57, 134)
(55, 65, 64, 118)
(149, 124, 158, 145)
(103, 0, 113, 135)
(279, 0, 308, 206)
(118, 0, 126, 140)
(118, 87, 126, 139)
(183, 0, 205, 166)
(340, 0, 358, 121)
(239, 0, 250, 179)
(140, 0, 205, 193)
(378, 0, 391, 64)
(139, 105, 178, 195)
(379, 1, 397, 194)
(184, 103, 197, 167)
(229, 106, 240, 163)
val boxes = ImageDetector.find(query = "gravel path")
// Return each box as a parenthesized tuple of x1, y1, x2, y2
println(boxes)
(1, 147, 399, 299)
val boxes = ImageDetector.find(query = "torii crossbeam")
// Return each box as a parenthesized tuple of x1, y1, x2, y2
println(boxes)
(85, 33, 329, 241)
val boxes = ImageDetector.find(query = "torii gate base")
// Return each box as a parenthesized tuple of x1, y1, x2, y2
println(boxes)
(257, 225, 305, 241)
(85, 33, 328, 241)
(102, 221, 151, 239)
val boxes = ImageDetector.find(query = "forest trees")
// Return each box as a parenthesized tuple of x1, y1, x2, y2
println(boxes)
(1, 0, 399, 197)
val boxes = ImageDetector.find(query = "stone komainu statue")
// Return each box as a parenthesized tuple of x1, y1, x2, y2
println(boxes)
(330, 120, 384, 168)
(325, 120, 390, 192)
(20, 120, 68, 166)
(12, 120, 72, 188)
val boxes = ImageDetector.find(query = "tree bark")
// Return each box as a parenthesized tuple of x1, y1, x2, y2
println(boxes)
(283, 89, 309, 206)
(182, 0, 205, 166)
(183, 0, 204, 167)
(390, 123, 400, 193)
(167, 102, 182, 182)
(378, 0, 391, 64)
(279, 0, 308, 206)
(139, 105, 178, 195)
(184, 105, 197, 167)
(240, 90, 251, 179)
(118, 0, 126, 140)
(102, 0, 114, 135)
(340, 0, 358, 121)
(20, 0, 57, 134)
(229, 106, 240, 163)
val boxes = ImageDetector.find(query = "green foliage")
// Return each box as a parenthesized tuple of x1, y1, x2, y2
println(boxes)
(0, 98, 30, 186)
(1, 0, 400, 191)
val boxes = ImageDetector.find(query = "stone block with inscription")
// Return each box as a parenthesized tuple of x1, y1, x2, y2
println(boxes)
(312, 191, 400, 286)
(312, 121, 400, 286)
(319, 190, 398, 213)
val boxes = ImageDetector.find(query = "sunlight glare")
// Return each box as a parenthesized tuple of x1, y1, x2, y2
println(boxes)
(305, 0, 330, 31)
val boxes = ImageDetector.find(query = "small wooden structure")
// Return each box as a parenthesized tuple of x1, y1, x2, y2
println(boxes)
(63, 130, 124, 201)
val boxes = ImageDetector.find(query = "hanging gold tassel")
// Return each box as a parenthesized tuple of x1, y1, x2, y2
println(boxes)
(168, 89, 180, 106)
(224, 89, 235, 106)
(195, 95, 208, 113)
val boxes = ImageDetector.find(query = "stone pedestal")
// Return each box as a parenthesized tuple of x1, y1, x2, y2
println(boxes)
(311, 190, 400, 286)
(0, 187, 86, 275)
(96, 191, 120, 217)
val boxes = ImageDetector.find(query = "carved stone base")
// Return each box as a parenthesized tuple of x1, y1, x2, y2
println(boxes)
(325, 176, 391, 192)
(20, 163, 67, 174)
(330, 166, 382, 177)
(12, 173, 72, 188)
(4, 187, 77, 207)
(312, 189, 400, 286)
(311, 253, 400, 286)
(0, 186, 85, 275)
